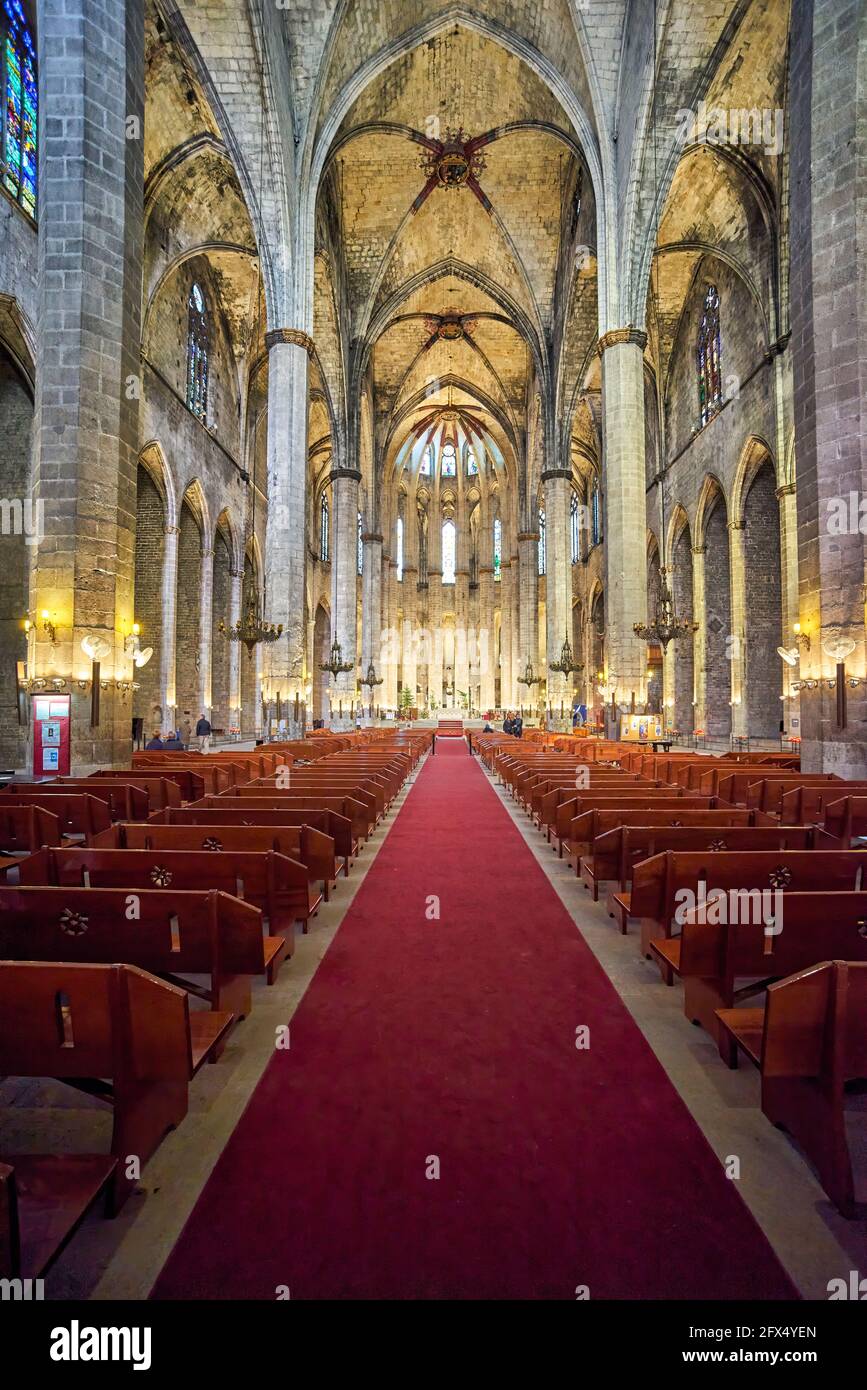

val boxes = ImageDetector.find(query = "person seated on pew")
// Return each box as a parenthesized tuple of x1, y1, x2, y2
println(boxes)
(145, 730, 165, 751)
(483, 721, 494, 733)
(164, 732, 184, 750)
(503, 712, 514, 734)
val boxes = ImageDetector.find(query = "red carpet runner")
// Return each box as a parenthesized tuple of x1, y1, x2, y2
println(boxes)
(152, 740, 797, 1300)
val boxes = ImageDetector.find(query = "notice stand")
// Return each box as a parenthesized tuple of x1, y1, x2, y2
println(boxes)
(32, 693, 71, 775)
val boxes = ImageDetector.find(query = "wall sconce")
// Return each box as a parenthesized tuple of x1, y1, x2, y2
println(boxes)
(804, 679, 819, 690)
(792, 622, 811, 652)
(49, 677, 66, 691)
(76, 679, 89, 691)
(33, 676, 46, 689)
(100, 679, 109, 691)
(25, 611, 57, 644)
(848, 677, 862, 688)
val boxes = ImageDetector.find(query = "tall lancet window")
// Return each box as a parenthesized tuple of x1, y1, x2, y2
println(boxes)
(2, 0, 37, 218)
(591, 477, 600, 546)
(570, 489, 580, 564)
(396, 516, 403, 582)
(357, 511, 363, 575)
(441, 442, 456, 477)
(186, 282, 209, 423)
(493, 518, 502, 582)
(420, 444, 432, 476)
(319, 494, 329, 561)
(466, 447, 478, 476)
(697, 284, 722, 427)
(537, 508, 546, 576)
(442, 520, 456, 585)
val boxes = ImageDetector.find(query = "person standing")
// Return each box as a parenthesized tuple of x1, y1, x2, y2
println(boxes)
(503, 711, 513, 734)
(513, 713, 523, 739)
(196, 712, 212, 753)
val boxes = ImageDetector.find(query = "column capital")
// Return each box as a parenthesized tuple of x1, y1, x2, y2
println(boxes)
(478, 564, 495, 575)
(597, 327, 648, 356)
(165, 524, 180, 536)
(230, 568, 244, 580)
(540, 468, 573, 484)
(361, 531, 383, 543)
(776, 483, 796, 498)
(517, 530, 540, 543)
(330, 467, 362, 485)
(265, 328, 315, 356)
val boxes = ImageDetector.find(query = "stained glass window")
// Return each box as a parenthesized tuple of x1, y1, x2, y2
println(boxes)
(396, 517, 403, 581)
(466, 447, 478, 475)
(538, 508, 546, 576)
(697, 285, 722, 427)
(420, 445, 432, 476)
(320, 495, 329, 561)
(441, 442, 456, 477)
(357, 511, 363, 576)
(186, 282, 209, 423)
(2, 0, 37, 218)
(442, 520, 456, 584)
(570, 490, 580, 564)
(493, 518, 501, 583)
(591, 480, 600, 546)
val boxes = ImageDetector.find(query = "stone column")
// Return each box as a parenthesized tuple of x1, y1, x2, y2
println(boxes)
(727, 521, 747, 738)
(30, 0, 144, 770)
(160, 523, 179, 730)
(330, 468, 360, 722)
(692, 544, 707, 735)
(499, 558, 512, 708)
(401, 497, 418, 712)
(478, 566, 496, 711)
(197, 545, 213, 717)
(789, 0, 867, 773)
(598, 329, 648, 705)
(228, 567, 243, 725)
(360, 530, 382, 719)
(543, 468, 572, 714)
(263, 328, 313, 736)
(510, 550, 521, 711)
(517, 531, 540, 715)
(454, 515, 470, 712)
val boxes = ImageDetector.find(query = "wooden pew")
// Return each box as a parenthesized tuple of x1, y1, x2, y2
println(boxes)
(0, 804, 63, 860)
(716, 960, 867, 1217)
(154, 805, 357, 876)
(106, 821, 337, 900)
(780, 782, 867, 825)
(244, 774, 386, 823)
(634, 848, 867, 966)
(188, 794, 371, 844)
(0, 1155, 118, 1279)
(0, 885, 287, 1021)
(555, 793, 726, 859)
(128, 758, 232, 794)
(567, 808, 773, 878)
(0, 792, 111, 843)
(648, 888, 867, 1036)
(822, 796, 867, 846)
(704, 769, 840, 806)
(19, 846, 320, 941)
(581, 822, 819, 904)
(0, 961, 232, 1211)
(29, 778, 153, 820)
(83, 771, 184, 810)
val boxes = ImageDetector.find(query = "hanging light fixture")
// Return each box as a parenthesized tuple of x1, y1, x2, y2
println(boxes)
(360, 661, 384, 691)
(320, 637, 354, 680)
(517, 658, 541, 689)
(549, 632, 583, 678)
(634, 0, 696, 656)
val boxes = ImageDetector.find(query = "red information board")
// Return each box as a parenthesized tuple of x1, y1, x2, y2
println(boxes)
(32, 693, 71, 776)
